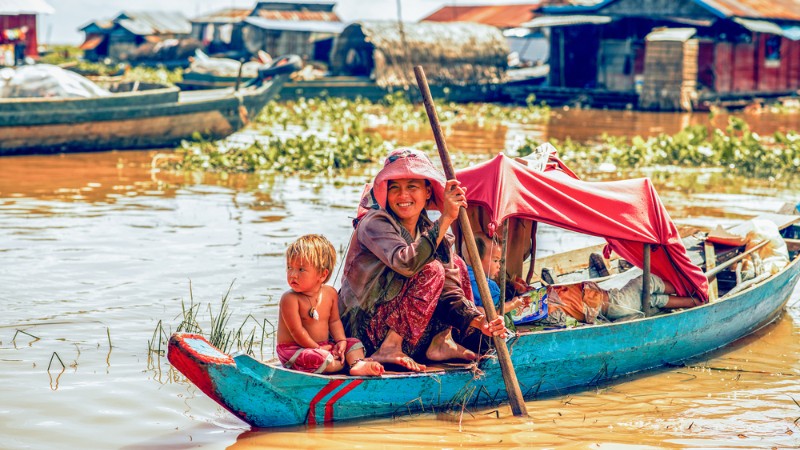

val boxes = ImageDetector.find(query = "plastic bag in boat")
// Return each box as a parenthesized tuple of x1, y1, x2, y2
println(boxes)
(511, 286, 548, 325)
(187, 49, 262, 78)
(740, 219, 790, 274)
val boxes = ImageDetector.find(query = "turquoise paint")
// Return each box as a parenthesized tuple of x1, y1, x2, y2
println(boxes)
(169, 255, 800, 428)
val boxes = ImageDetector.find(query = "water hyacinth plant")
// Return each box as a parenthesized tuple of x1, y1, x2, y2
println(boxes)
(515, 117, 800, 179)
(157, 93, 551, 174)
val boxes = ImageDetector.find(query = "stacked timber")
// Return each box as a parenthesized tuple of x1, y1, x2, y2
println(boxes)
(639, 28, 699, 111)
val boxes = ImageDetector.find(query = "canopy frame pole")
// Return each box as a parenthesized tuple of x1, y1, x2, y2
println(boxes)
(641, 243, 656, 317)
(498, 220, 509, 316)
(414, 65, 528, 417)
(525, 221, 538, 285)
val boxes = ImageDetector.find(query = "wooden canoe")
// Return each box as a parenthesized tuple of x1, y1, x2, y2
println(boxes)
(167, 218, 800, 429)
(0, 57, 301, 156)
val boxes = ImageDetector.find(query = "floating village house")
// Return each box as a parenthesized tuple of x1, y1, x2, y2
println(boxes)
(422, 3, 548, 67)
(79, 11, 192, 63)
(518, 0, 800, 111)
(241, 1, 345, 65)
(190, 8, 251, 58)
(0, 0, 54, 65)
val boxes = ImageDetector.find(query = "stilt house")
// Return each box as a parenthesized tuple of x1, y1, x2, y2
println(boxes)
(242, 1, 345, 64)
(190, 8, 251, 58)
(522, 0, 800, 110)
(0, 0, 53, 65)
(79, 11, 192, 62)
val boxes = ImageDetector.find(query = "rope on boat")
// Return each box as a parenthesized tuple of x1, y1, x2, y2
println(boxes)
(235, 92, 248, 126)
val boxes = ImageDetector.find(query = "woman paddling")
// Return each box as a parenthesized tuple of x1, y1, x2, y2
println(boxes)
(338, 148, 506, 372)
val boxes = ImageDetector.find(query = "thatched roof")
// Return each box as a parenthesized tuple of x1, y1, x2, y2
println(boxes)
(330, 21, 509, 87)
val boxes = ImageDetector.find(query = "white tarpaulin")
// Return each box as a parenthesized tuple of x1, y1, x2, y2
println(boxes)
(0, 64, 110, 99)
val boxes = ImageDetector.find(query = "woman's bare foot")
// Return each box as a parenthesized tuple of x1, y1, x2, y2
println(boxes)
(370, 347, 426, 372)
(369, 330, 426, 372)
(425, 329, 478, 362)
(349, 359, 384, 376)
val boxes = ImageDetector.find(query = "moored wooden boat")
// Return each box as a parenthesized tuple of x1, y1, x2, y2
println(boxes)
(0, 56, 302, 156)
(167, 216, 800, 428)
(178, 73, 509, 103)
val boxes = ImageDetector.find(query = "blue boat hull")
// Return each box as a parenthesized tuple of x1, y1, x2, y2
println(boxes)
(168, 255, 799, 428)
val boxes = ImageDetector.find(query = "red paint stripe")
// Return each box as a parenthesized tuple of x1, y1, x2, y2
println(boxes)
(324, 380, 363, 424)
(307, 379, 344, 426)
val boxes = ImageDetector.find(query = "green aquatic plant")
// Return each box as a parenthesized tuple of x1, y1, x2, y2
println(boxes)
(148, 281, 275, 359)
(514, 117, 800, 179)
(170, 130, 392, 174)
(160, 93, 550, 174)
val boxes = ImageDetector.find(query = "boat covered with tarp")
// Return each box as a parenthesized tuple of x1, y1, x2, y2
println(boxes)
(0, 56, 301, 156)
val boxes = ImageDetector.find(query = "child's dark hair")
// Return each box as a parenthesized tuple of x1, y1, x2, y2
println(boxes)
(464, 233, 498, 267)
(475, 234, 488, 259)
(285, 234, 336, 282)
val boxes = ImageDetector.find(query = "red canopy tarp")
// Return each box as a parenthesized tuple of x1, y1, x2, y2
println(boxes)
(456, 153, 708, 302)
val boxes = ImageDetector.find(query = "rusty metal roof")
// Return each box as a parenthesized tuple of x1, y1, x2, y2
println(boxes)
(252, 10, 339, 21)
(422, 4, 542, 28)
(705, 0, 800, 21)
(545, 0, 800, 21)
(115, 11, 192, 35)
(250, 0, 339, 21)
(191, 8, 251, 24)
(244, 17, 345, 33)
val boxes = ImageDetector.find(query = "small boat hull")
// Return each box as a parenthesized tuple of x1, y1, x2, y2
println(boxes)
(168, 252, 800, 428)
(0, 76, 287, 155)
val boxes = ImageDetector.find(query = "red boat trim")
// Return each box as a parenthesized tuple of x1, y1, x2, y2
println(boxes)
(307, 379, 344, 425)
(324, 380, 363, 423)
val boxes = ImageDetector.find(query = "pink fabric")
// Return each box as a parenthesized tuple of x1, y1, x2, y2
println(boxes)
(277, 338, 363, 373)
(455, 153, 708, 303)
(371, 148, 446, 212)
(366, 260, 445, 350)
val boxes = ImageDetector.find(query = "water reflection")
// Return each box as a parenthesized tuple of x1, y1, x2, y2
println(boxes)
(1, 116, 799, 449)
(378, 107, 800, 155)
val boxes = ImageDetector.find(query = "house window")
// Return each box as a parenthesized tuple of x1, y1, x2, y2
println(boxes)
(765, 35, 781, 68)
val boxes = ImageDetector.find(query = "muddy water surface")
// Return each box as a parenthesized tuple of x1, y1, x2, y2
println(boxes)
(1, 110, 800, 449)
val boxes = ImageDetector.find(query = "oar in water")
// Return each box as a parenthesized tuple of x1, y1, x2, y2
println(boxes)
(413, 66, 529, 417)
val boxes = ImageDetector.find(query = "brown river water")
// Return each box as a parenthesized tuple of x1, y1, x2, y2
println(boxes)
(1, 108, 799, 449)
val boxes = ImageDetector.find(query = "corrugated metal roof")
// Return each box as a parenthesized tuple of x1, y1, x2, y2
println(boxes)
(422, 4, 541, 28)
(733, 17, 784, 35)
(253, 9, 339, 21)
(522, 14, 611, 28)
(0, 0, 54, 15)
(544, 0, 800, 21)
(115, 11, 192, 35)
(191, 8, 251, 24)
(243, 17, 345, 33)
(255, 0, 337, 7)
(646, 27, 696, 41)
(782, 25, 800, 40)
(708, 0, 800, 21)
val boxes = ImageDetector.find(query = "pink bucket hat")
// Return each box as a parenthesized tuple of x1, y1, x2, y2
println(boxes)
(372, 148, 446, 211)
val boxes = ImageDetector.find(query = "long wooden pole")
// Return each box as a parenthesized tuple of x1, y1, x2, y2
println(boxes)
(414, 66, 528, 417)
(641, 243, 656, 317)
(705, 240, 769, 280)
